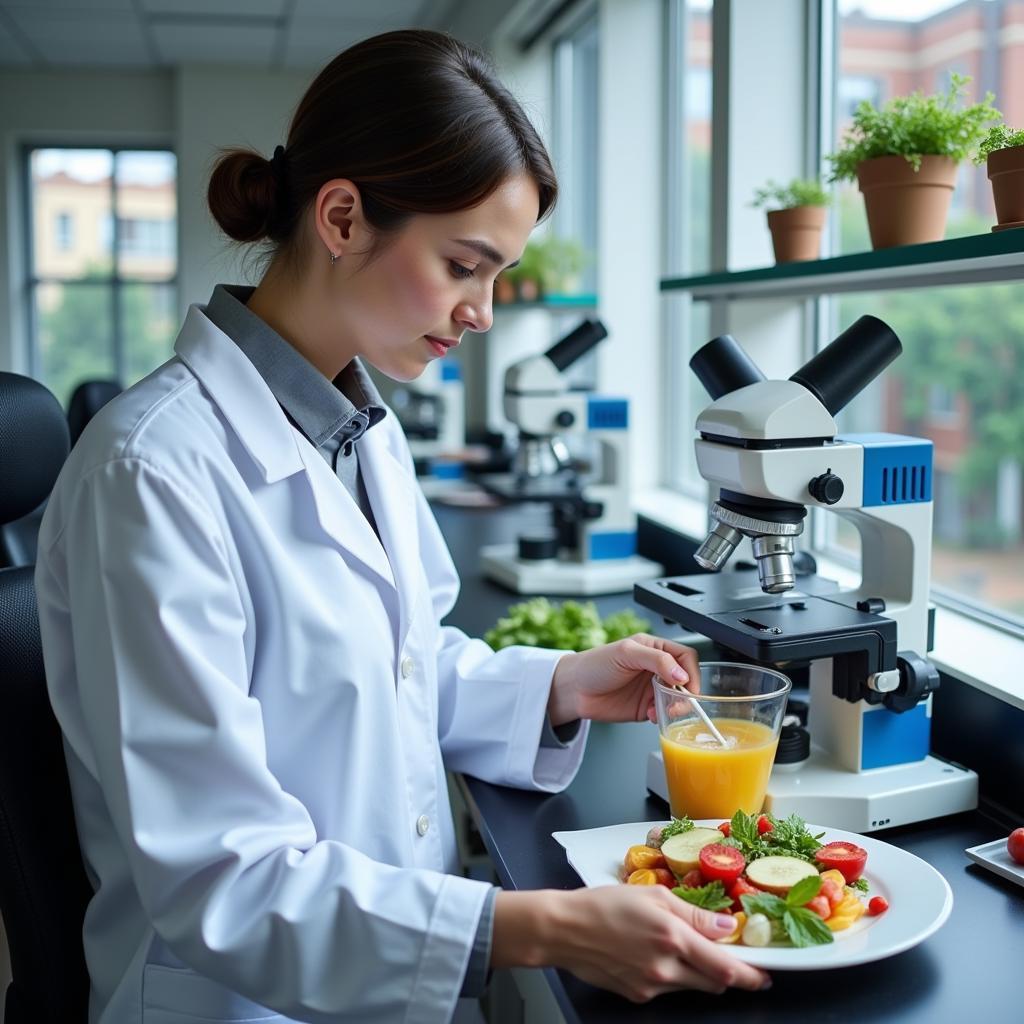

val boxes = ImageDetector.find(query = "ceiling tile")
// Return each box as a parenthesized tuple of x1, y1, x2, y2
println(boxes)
(1, 0, 132, 9)
(3, 8, 153, 67)
(151, 20, 277, 65)
(280, 20, 371, 69)
(292, 0, 427, 20)
(141, 0, 286, 16)
(0, 18, 33, 66)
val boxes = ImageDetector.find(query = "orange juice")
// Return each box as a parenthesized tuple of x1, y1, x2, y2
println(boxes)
(660, 718, 778, 819)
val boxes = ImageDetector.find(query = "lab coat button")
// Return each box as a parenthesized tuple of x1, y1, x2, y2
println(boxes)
(416, 815, 430, 836)
(400, 656, 415, 678)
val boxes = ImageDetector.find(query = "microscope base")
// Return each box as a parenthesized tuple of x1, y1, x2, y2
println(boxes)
(480, 543, 664, 596)
(645, 747, 978, 834)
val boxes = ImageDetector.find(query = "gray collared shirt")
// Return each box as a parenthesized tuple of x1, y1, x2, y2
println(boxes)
(202, 284, 496, 997)
(204, 284, 385, 530)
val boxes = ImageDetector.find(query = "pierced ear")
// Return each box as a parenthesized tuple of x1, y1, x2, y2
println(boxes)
(314, 179, 365, 259)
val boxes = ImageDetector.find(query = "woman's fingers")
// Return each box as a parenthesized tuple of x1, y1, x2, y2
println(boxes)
(666, 901, 771, 991)
(624, 635, 701, 692)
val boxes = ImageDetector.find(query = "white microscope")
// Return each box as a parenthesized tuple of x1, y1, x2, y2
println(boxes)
(478, 319, 663, 595)
(391, 359, 466, 488)
(635, 316, 978, 832)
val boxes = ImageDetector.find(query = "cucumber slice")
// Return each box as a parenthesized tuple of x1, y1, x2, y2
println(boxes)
(745, 855, 819, 895)
(660, 828, 723, 877)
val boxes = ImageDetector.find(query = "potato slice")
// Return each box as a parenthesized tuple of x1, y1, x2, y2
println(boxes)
(744, 855, 819, 895)
(660, 828, 723, 877)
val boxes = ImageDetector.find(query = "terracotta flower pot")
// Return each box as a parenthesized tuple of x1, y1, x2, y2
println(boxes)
(987, 143, 1024, 230)
(855, 155, 959, 248)
(766, 205, 827, 263)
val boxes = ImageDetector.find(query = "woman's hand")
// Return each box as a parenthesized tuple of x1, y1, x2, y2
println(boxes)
(547, 633, 700, 726)
(492, 885, 771, 1000)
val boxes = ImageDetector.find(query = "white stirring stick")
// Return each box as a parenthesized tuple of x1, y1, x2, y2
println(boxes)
(654, 674, 729, 748)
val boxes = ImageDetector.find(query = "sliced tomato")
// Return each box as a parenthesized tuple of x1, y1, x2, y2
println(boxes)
(698, 843, 746, 884)
(626, 868, 659, 885)
(814, 841, 868, 883)
(756, 814, 774, 835)
(728, 875, 763, 912)
(805, 894, 831, 920)
(718, 821, 731, 837)
(819, 877, 844, 910)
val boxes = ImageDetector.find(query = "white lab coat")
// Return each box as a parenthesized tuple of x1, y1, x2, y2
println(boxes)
(35, 303, 589, 1024)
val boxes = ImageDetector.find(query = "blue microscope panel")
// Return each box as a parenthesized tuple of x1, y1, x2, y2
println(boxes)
(861, 702, 931, 769)
(838, 433, 933, 507)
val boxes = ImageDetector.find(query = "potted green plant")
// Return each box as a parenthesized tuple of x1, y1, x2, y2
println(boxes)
(826, 73, 1001, 249)
(974, 124, 1024, 231)
(751, 178, 830, 263)
(494, 237, 589, 303)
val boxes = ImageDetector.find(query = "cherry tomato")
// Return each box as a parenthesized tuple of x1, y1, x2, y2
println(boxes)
(805, 895, 831, 920)
(814, 841, 868, 883)
(820, 877, 844, 911)
(624, 844, 667, 874)
(627, 868, 659, 885)
(1008, 828, 1024, 866)
(698, 843, 746, 884)
(868, 896, 889, 915)
(728, 875, 764, 913)
(652, 868, 676, 888)
(757, 815, 774, 835)
(718, 821, 731, 837)
(679, 869, 705, 889)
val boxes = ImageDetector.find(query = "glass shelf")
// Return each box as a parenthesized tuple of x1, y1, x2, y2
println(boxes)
(660, 229, 1024, 301)
(493, 293, 598, 311)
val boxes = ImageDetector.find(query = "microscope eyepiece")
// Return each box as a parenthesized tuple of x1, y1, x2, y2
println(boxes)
(544, 319, 609, 373)
(790, 315, 902, 417)
(690, 334, 767, 399)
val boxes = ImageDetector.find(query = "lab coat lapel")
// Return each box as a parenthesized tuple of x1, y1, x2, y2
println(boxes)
(359, 425, 421, 649)
(175, 305, 395, 589)
(296, 439, 396, 590)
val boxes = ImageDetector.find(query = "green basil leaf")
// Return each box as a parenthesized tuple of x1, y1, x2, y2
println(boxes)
(782, 907, 834, 947)
(786, 874, 823, 907)
(739, 892, 788, 919)
(672, 881, 733, 912)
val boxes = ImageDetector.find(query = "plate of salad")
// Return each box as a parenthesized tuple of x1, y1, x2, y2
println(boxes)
(552, 810, 953, 970)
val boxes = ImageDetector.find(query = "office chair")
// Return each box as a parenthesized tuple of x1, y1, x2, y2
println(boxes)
(0, 378, 122, 569)
(0, 372, 92, 1023)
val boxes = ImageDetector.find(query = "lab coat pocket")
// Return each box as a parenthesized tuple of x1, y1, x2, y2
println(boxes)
(142, 963, 289, 1022)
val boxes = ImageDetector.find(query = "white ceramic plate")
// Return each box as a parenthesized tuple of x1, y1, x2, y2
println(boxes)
(552, 819, 953, 970)
(965, 837, 1024, 889)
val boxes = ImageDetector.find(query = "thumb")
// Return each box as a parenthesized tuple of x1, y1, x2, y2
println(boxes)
(668, 899, 739, 940)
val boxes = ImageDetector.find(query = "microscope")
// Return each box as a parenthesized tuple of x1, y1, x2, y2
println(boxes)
(635, 316, 978, 832)
(391, 359, 466, 486)
(478, 319, 663, 595)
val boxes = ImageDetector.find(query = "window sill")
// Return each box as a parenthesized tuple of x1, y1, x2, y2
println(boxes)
(634, 487, 1024, 713)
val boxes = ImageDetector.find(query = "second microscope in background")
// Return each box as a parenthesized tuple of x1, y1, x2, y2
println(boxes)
(476, 318, 663, 594)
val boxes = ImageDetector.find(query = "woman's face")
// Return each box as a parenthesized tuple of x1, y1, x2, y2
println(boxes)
(338, 173, 541, 382)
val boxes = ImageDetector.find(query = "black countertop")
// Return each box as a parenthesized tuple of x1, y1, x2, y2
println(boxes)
(433, 500, 1024, 1023)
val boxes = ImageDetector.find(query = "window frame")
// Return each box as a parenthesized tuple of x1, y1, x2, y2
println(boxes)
(22, 142, 178, 385)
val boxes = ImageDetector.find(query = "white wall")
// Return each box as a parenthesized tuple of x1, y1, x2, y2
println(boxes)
(174, 66, 310, 314)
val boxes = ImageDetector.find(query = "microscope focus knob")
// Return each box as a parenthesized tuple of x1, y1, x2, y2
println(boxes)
(884, 651, 941, 713)
(555, 410, 576, 428)
(808, 471, 845, 505)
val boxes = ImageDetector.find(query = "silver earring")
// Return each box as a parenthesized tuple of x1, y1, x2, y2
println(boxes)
(329, 251, 337, 266)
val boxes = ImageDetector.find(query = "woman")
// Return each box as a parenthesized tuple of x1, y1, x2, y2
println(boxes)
(35, 29, 769, 1024)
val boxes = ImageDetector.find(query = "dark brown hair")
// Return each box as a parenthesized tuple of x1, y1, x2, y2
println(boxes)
(207, 29, 558, 261)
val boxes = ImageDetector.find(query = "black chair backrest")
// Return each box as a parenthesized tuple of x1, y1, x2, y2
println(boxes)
(67, 378, 121, 449)
(0, 372, 92, 1022)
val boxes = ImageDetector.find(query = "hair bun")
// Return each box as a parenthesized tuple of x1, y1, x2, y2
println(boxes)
(207, 148, 284, 243)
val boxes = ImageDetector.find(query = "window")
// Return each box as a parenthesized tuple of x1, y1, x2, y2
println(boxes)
(54, 211, 74, 252)
(824, 0, 1024, 626)
(665, 0, 714, 494)
(552, 7, 599, 298)
(26, 147, 178, 406)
